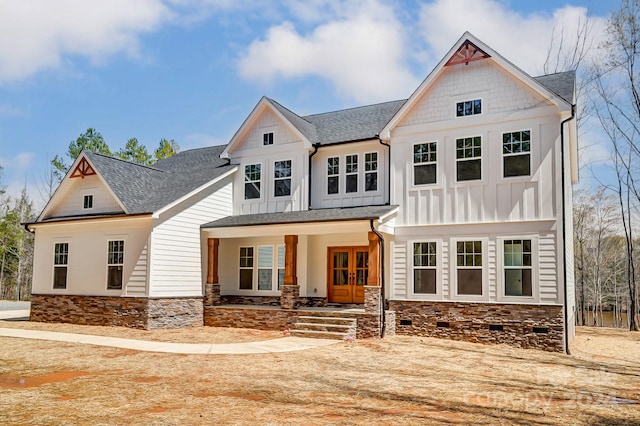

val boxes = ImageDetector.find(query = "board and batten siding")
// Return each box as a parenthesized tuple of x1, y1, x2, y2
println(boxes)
(45, 174, 123, 219)
(149, 179, 232, 297)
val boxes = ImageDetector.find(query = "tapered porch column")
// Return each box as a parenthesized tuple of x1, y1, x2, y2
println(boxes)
(365, 231, 381, 315)
(281, 235, 299, 309)
(205, 238, 220, 306)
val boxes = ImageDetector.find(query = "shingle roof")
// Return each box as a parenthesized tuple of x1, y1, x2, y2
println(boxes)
(83, 145, 234, 215)
(534, 70, 575, 104)
(202, 205, 398, 228)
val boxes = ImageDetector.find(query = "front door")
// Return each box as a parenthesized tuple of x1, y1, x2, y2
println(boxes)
(327, 246, 368, 304)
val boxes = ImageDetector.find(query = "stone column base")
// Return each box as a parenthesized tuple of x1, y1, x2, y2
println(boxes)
(280, 285, 300, 309)
(204, 283, 221, 306)
(364, 285, 382, 315)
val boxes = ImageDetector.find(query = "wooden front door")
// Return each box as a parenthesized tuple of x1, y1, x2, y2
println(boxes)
(327, 246, 368, 304)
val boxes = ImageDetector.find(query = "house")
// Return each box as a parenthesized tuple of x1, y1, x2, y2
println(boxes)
(28, 32, 577, 352)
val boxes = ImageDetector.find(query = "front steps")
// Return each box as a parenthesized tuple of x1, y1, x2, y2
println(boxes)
(290, 315, 357, 340)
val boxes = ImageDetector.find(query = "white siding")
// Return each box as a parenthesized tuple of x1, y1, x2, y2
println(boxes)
(126, 242, 148, 296)
(149, 179, 232, 297)
(391, 241, 407, 299)
(45, 174, 123, 219)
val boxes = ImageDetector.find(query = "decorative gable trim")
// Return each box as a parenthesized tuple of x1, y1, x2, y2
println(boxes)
(444, 39, 490, 66)
(70, 157, 96, 179)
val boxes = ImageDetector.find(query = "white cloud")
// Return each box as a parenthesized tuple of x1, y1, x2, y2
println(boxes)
(0, 0, 173, 84)
(238, 0, 419, 103)
(418, 0, 608, 75)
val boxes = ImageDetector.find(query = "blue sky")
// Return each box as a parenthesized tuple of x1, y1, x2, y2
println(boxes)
(0, 0, 618, 207)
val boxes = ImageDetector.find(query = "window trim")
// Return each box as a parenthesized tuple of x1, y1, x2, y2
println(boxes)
(408, 240, 442, 299)
(364, 151, 378, 192)
(451, 238, 488, 301)
(412, 142, 438, 186)
(263, 131, 274, 146)
(273, 159, 292, 198)
(454, 135, 483, 183)
(497, 236, 538, 302)
(327, 156, 340, 195)
(106, 239, 125, 291)
(238, 244, 285, 295)
(243, 162, 262, 200)
(502, 129, 532, 179)
(455, 98, 483, 117)
(345, 154, 358, 193)
(52, 241, 69, 290)
(83, 194, 94, 209)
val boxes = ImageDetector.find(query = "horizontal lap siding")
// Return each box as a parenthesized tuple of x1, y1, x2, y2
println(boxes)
(392, 242, 407, 299)
(125, 243, 148, 296)
(150, 181, 232, 297)
(539, 233, 559, 303)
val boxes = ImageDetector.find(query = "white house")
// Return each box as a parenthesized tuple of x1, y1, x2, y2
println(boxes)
(29, 33, 577, 352)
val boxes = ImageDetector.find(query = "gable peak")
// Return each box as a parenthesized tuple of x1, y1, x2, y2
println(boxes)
(445, 39, 491, 67)
(70, 156, 96, 179)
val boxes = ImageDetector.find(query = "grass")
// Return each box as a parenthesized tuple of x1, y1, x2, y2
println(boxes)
(0, 324, 638, 425)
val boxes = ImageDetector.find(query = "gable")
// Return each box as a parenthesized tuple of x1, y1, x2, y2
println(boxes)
(397, 59, 556, 128)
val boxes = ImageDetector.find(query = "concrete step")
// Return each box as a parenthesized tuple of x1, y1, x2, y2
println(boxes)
(296, 316, 356, 325)
(292, 322, 354, 333)
(291, 315, 357, 340)
(289, 329, 349, 340)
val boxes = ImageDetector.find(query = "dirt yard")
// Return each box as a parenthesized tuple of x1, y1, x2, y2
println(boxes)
(0, 323, 638, 425)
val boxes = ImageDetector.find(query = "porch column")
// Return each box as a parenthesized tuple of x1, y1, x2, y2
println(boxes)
(281, 235, 299, 309)
(205, 238, 220, 306)
(365, 231, 381, 315)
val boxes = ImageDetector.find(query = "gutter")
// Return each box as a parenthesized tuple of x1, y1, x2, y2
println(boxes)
(308, 144, 320, 210)
(560, 104, 576, 355)
(370, 219, 386, 337)
(377, 135, 391, 205)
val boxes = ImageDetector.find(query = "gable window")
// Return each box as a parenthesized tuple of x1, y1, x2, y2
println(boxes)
(456, 136, 482, 181)
(413, 142, 437, 185)
(503, 130, 531, 177)
(263, 132, 274, 146)
(504, 239, 532, 297)
(346, 155, 358, 193)
(83, 195, 93, 209)
(53, 243, 68, 289)
(239, 247, 254, 290)
(244, 164, 261, 199)
(456, 241, 482, 295)
(365, 152, 378, 191)
(107, 240, 124, 290)
(327, 157, 339, 195)
(274, 160, 292, 197)
(413, 242, 436, 294)
(456, 99, 481, 117)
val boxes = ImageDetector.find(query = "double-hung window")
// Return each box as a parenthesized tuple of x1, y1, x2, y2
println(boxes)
(277, 246, 285, 289)
(456, 136, 482, 181)
(244, 164, 261, 199)
(239, 245, 285, 291)
(456, 241, 482, 295)
(346, 155, 358, 193)
(503, 130, 531, 177)
(413, 142, 437, 185)
(456, 99, 481, 117)
(327, 157, 339, 195)
(53, 243, 69, 289)
(504, 239, 533, 297)
(257, 246, 274, 290)
(365, 152, 377, 192)
(274, 160, 291, 197)
(107, 240, 124, 290)
(239, 247, 254, 290)
(413, 242, 437, 294)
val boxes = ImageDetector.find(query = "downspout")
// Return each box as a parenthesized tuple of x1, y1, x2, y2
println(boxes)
(560, 104, 576, 355)
(377, 136, 391, 205)
(308, 144, 320, 210)
(370, 219, 386, 337)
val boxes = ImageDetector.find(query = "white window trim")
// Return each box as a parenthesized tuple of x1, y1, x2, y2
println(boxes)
(407, 239, 442, 300)
(450, 237, 489, 301)
(243, 162, 264, 202)
(411, 142, 438, 187)
(83, 194, 94, 210)
(364, 151, 380, 193)
(496, 236, 539, 303)
(501, 128, 534, 181)
(52, 240, 70, 291)
(452, 133, 485, 185)
(326, 156, 340, 196)
(345, 154, 359, 194)
(273, 159, 293, 198)
(263, 131, 274, 146)
(237, 244, 284, 296)
(453, 95, 485, 119)
(105, 235, 126, 293)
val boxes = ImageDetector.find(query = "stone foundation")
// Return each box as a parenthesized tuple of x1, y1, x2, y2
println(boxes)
(30, 294, 203, 330)
(280, 285, 299, 309)
(389, 301, 564, 352)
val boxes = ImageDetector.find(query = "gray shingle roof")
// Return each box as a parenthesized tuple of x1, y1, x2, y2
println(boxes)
(83, 145, 234, 215)
(202, 205, 398, 228)
(534, 70, 576, 104)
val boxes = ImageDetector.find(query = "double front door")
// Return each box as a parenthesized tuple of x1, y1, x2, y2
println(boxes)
(327, 246, 368, 304)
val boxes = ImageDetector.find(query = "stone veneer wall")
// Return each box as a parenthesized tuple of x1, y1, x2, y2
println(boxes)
(389, 301, 564, 352)
(30, 294, 203, 330)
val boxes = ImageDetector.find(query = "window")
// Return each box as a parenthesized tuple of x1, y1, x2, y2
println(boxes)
(257, 246, 273, 290)
(277, 245, 285, 289)
(346, 155, 358, 193)
(413, 142, 437, 185)
(327, 157, 339, 195)
(456, 136, 482, 181)
(365, 152, 378, 191)
(456, 99, 482, 117)
(83, 195, 93, 209)
(274, 160, 291, 197)
(107, 240, 124, 290)
(503, 130, 531, 177)
(413, 242, 436, 294)
(53, 243, 68, 289)
(239, 247, 254, 290)
(456, 241, 482, 295)
(263, 132, 274, 145)
(244, 164, 261, 199)
(504, 239, 532, 296)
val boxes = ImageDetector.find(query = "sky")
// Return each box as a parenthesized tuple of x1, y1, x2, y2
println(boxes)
(0, 0, 620, 208)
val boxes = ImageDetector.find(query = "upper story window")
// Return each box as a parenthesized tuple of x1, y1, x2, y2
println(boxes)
(456, 99, 481, 117)
(263, 132, 274, 146)
(346, 155, 358, 193)
(413, 142, 437, 185)
(413, 242, 437, 294)
(327, 157, 339, 195)
(107, 240, 124, 290)
(456, 136, 482, 181)
(365, 152, 377, 192)
(83, 195, 93, 209)
(53, 242, 69, 289)
(504, 239, 532, 297)
(503, 130, 531, 177)
(274, 160, 292, 197)
(456, 241, 482, 295)
(244, 164, 261, 199)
